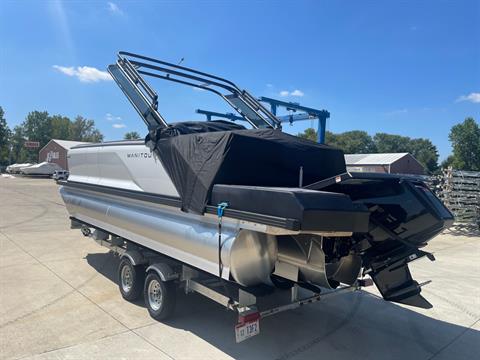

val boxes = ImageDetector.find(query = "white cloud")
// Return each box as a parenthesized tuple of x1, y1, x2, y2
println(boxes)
(106, 113, 122, 121)
(279, 89, 304, 97)
(290, 89, 304, 97)
(53, 65, 112, 83)
(266, 83, 273, 88)
(112, 123, 126, 129)
(108, 2, 123, 15)
(456, 92, 480, 103)
(53, 65, 75, 76)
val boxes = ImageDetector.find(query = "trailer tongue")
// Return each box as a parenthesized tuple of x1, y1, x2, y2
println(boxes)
(59, 51, 453, 342)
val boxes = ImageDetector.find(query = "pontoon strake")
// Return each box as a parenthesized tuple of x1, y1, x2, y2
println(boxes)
(60, 52, 453, 312)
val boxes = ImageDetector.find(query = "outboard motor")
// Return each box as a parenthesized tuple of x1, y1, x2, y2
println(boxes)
(323, 173, 454, 308)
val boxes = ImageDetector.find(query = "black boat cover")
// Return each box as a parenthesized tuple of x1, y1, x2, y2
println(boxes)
(148, 123, 346, 214)
(148, 120, 246, 139)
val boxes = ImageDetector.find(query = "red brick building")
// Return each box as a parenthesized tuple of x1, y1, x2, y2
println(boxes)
(39, 139, 90, 170)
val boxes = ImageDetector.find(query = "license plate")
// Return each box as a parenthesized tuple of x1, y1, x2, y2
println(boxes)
(235, 319, 260, 343)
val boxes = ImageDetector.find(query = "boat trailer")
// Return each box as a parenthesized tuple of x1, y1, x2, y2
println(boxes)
(84, 223, 372, 343)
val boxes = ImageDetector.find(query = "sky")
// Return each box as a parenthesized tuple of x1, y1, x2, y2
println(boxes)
(0, 0, 479, 160)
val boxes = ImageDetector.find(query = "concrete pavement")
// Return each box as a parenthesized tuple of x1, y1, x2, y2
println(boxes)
(1, 177, 479, 360)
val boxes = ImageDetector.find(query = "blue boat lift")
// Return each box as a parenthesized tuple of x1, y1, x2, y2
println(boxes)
(196, 96, 330, 143)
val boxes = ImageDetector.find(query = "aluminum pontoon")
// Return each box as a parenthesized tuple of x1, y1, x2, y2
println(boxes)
(59, 52, 454, 342)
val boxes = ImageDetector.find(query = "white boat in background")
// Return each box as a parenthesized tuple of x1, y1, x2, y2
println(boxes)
(21, 162, 63, 176)
(6, 163, 35, 174)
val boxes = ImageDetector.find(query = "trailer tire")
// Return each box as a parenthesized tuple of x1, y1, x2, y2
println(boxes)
(144, 272, 176, 321)
(118, 258, 144, 301)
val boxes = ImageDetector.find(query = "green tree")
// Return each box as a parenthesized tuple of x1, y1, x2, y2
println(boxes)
(297, 128, 318, 142)
(324, 130, 337, 145)
(441, 155, 454, 169)
(409, 138, 439, 173)
(22, 111, 52, 148)
(9, 126, 30, 163)
(3, 111, 104, 164)
(0, 106, 12, 166)
(373, 133, 412, 153)
(69, 116, 104, 142)
(124, 131, 142, 140)
(447, 117, 480, 171)
(50, 115, 71, 140)
(330, 130, 376, 154)
(297, 129, 344, 148)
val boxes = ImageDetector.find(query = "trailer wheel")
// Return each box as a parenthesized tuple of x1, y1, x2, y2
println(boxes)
(81, 226, 91, 237)
(144, 272, 176, 320)
(118, 258, 144, 301)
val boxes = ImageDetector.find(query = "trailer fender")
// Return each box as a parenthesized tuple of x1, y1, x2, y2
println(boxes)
(121, 251, 147, 266)
(146, 263, 179, 282)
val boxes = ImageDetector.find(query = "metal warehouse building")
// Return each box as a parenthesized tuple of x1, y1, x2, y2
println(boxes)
(39, 139, 90, 170)
(345, 153, 425, 175)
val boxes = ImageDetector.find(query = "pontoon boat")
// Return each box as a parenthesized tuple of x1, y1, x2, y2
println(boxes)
(58, 52, 454, 341)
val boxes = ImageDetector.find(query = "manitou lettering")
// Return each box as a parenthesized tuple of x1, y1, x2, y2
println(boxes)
(126, 152, 152, 159)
